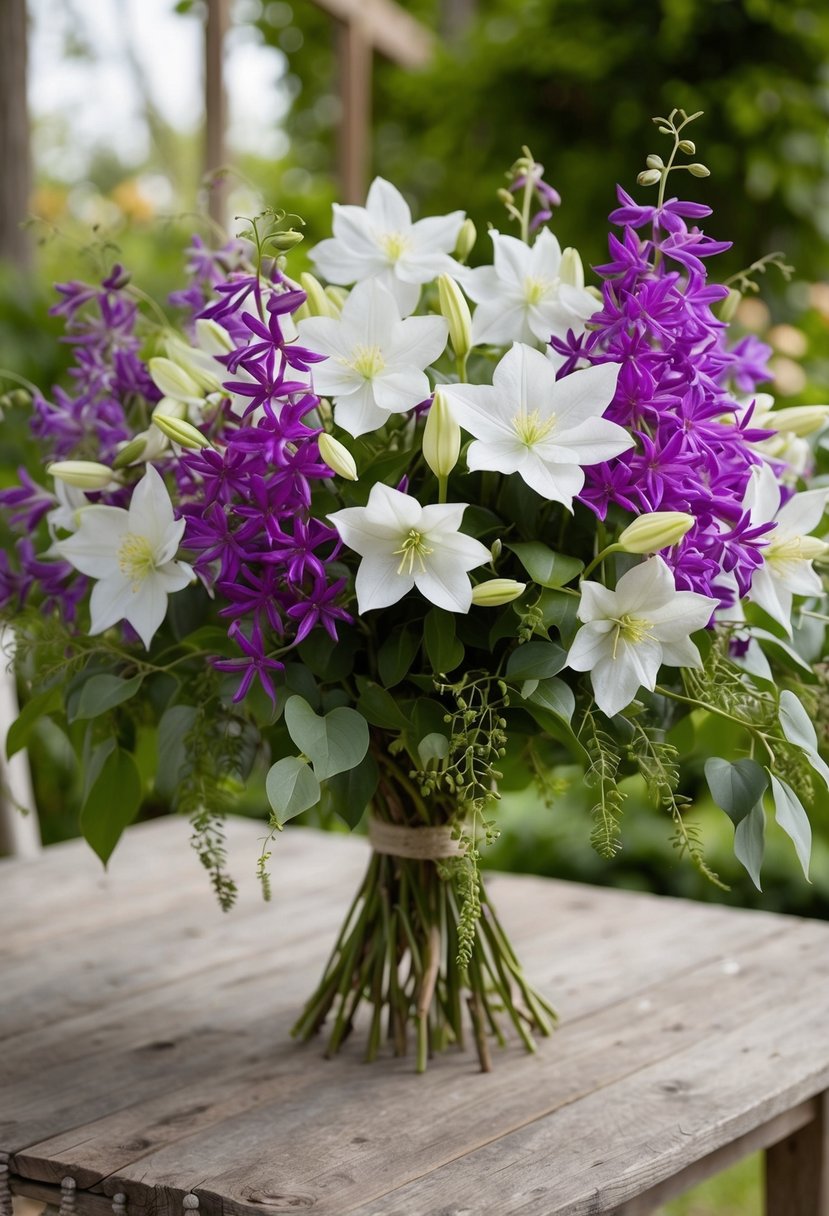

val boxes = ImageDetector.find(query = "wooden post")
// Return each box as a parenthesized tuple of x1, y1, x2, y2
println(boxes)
(0, 0, 31, 270)
(337, 16, 372, 204)
(765, 1090, 829, 1215)
(204, 0, 229, 229)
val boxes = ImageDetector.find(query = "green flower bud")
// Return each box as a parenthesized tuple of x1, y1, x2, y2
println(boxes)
(151, 395, 188, 421)
(318, 432, 358, 481)
(678, 139, 696, 154)
(559, 247, 585, 290)
(719, 288, 742, 323)
(149, 357, 203, 405)
(423, 390, 461, 480)
(769, 405, 829, 438)
(688, 163, 710, 178)
(152, 414, 211, 449)
(646, 154, 664, 170)
(637, 169, 662, 188)
(471, 579, 527, 607)
(324, 286, 348, 313)
(269, 229, 304, 251)
(496, 188, 514, 206)
(112, 435, 149, 469)
(7, 388, 31, 409)
(437, 274, 472, 361)
(454, 217, 477, 262)
(618, 511, 695, 554)
(48, 460, 115, 490)
(490, 538, 502, 563)
(300, 272, 338, 318)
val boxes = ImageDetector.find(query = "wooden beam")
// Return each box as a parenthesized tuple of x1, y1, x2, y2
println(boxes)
(337, 17, 372, 203)
(766, 1090, 829, 1215)
(313, 0, 434, 68)
(0, 0, 31, 270)
(204, 0, 229, 228)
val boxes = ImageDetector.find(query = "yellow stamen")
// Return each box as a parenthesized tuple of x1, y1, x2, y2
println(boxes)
(117, 533, 155, 588)
(379, 232, 412, 262)
(524, 276, 551, 306)
(394, 528, 433, 575)
(512, 408, 557, 447)
(344, 344, 386, 380)
(610, 613, 653, 659)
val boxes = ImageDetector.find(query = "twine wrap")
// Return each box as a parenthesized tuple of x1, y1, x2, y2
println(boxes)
(368, 816, 463, 860)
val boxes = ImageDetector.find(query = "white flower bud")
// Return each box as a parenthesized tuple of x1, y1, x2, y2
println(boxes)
(318, 432, 358, 481)
(719, 288, 742, 323)
(194, 318, 234, 356)
(688, 163, 710, 178)
(152, 414, 212, 449)
(646, 154, 664, 170)
(768, 405, 829, 437)
(300, 272, 338, 318)
(471, 579, 526, 607)
(423, 390, 461, 480)
(678, 139, 696, 154)
(324, 286, 348, 313)
(111, 435, 149, 469)
(559, 247, 585, 290)
(149, 357, 204, 405)
(151, 394, 188, 421)
(454, 217, 477, 262)
(637, 169, 662, 187)
(437, 275, 472, 361)
(48, 461, 115, 490)
(618, 511, 695, 554)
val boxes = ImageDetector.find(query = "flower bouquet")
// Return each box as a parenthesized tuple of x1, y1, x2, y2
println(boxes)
(3, 109, 829, 1072)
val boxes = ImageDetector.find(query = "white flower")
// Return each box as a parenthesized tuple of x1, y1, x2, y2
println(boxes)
(744, 462, 829, 635)
(297, 281, 447, 438)
(46, 480, 89, 540)
(441, 343, 631, 507)
(328, 483, 490, 614)
(462, 230, 598, 348)
(53, 465, 193, 650)
(309, 177, 465, 315)
(567, 557, 717, 718)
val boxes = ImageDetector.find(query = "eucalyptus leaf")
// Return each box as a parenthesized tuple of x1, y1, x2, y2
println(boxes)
(6, 685, 63, 758)
(284, 696, 369, 780)
(265, 756, 321, 825)
(70, 673, 144, 722)
(704, 757, 768, 822)
(778, 689, 829, 790)
(424, 608, 464, 674)
(324, 751, 379, 829)
(356, 678, 411, 730)
(417, 732, 450, 768)
(155, 705, 198, 800)
(526, 677, 575, 723)
(506, 639, 566, 682)
(80, 747, 143, 866)
(769, 773, 812, 880)
(378, 627, 420, 687)
(733, 801, 765, 890)
(507, 542, 583, 588)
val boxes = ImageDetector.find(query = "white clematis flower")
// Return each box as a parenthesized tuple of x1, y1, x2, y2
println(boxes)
(309, 177, 465, 315)
(441, 343, 631, 508)
(743, 462, 829, 635)
(297, 280, 448, 438)
(462, 230, 599, 348)
(567, 556, 717, 718)
(53, 465, 193, 649)
(328, 483, 490, 614)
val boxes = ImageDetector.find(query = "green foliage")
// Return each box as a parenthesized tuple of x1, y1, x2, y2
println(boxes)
(80, 744, 142, 865)
(580, 706, 626, 859)
(283, 695, 370, 780)
(506, 542, 583, 590)
(266, 755, 321, 826)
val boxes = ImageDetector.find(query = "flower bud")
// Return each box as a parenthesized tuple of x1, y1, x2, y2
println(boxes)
(194, 318, 234, 356)
(152, 414, 212, 449)
(48, 461, 115, 490)
(324, 286, 348, 312)
(437, 274, 472, 361)
(490, 538, 502, 563)
(149, 357, 203, 405)
(269, 229, 304, 251)
(769, 405, 829, 437)
(688, 163, 710, 178)
(423, 390, 461, 480)
(719, 288, 742, 323)
(112, 435, 149, 469)
(318, 432, 358, 481)
(637, 169, 662, 187)
(618, 511, 695, 553)
(496, 188, 514, 206)
(796, 536, 829, 560)
(559, 247, 585, 290)
(471, 579, 526, 607)
(300, 272, 338, 318)
(454, 217, 477, 262)
(678, 139, 696, 154)
(646, 154, 664, 170)
(152, 394, 188, 421)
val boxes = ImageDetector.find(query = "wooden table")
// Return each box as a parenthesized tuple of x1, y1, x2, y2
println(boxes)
(2, 818, 829, 1216)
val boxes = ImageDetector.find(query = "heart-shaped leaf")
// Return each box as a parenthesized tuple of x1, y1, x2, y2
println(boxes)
(284, 695, 370, 780)
(266, 756, 321, 826)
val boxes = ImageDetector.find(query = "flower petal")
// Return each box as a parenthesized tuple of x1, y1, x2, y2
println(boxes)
(415, 556, 474, 613)
(128, 465, 176, 551)
(365, 177, 412, 231)
(333, 381, 391, 438)
(356, 554, 412, 612)
(54, 507, 129, 577)
(551, 362, 622, 427)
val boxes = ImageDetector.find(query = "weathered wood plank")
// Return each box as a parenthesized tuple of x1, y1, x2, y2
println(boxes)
(765, 1089, 829, 1216)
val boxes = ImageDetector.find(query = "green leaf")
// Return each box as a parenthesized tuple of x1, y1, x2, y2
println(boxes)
(537, 588, 580, 642)
(297, 631, 357, 681)
(155, 705, 198, 801)
(778, 690, 829, 790)
(417, 732, 450, 767)
(70, 673, 144, 722)
(704, 757, 769, 822)
(356, 678, 411, 730)
(424, 608, 464, 674)
(526, 676, 575, 723)
(507, 542, 583, 588)
(378, 626, 420, 687)
(6, 685, 63, 758)
(265, 756, 321, 826)
(769, 773, 812, 880)
(324, 751, 379, 829)
(80, 747, 143, 865)
(506, 639, 566, 682)
(81, 737, 116, 806)
(284, 695, 370, 780)
(733, 801, 766, 890)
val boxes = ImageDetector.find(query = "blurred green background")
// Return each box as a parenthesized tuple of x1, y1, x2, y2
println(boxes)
(3, 4, 829, 1210)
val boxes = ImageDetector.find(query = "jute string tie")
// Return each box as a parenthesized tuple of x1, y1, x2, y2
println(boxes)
(368, 816, 463, 860)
